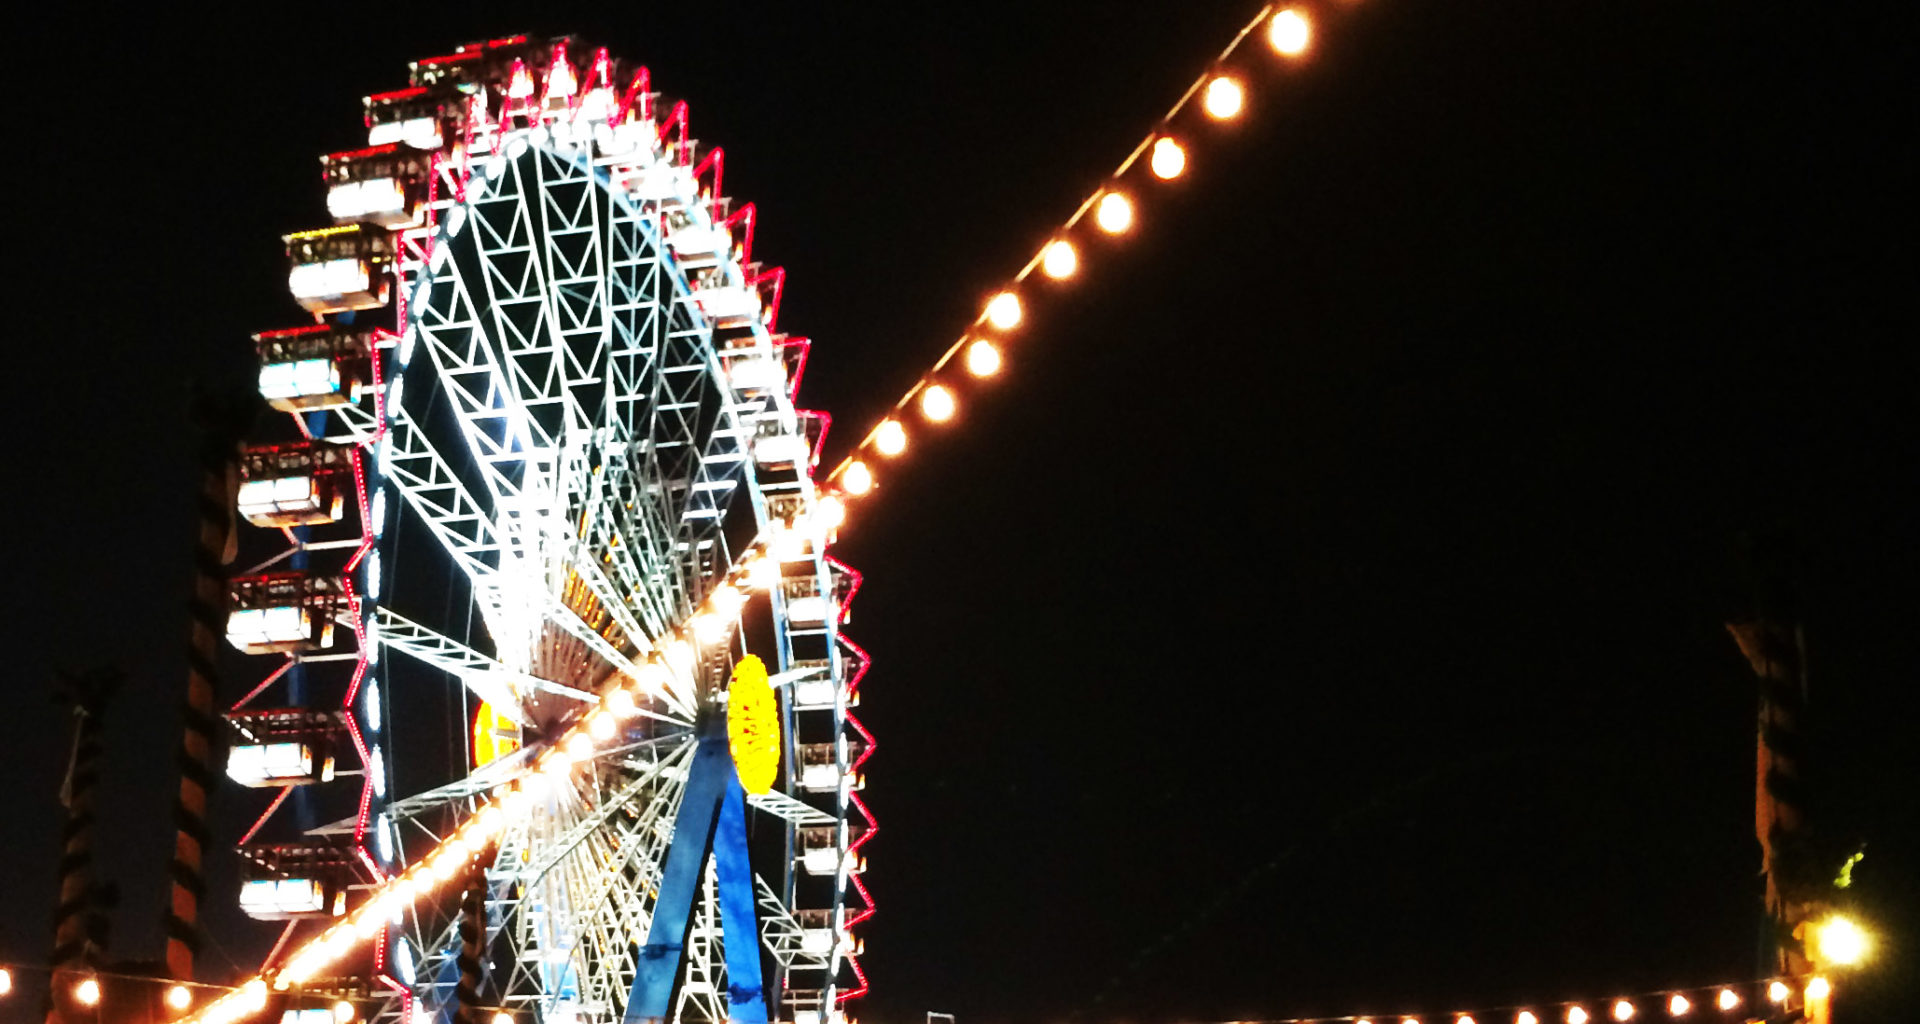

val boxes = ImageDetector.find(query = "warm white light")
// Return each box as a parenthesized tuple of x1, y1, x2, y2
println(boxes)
(543, 752, 573, 779)
(965, 340, 1002, 377)
(1805, 978, 1831, 1001)
(75, 978, 101, 1006)
(1042, 239, 1078, 279)
(986, 291, 1023, 330)
(920, 384, 957, 422)
(1204, 75, 1245, 119)
(842, 460, 874, 495)
(588, 711, 615, 741)
(1610, 1000, 1634, 1022)
(874, 420, 907, 457)
(0, 967, 11, 996)
(1457, 1016, 1476, 1024)
(1666, 994, 1688, 1016)
(243, 979, 269, 1011)
(566, 732, 594, 760)
(1268, 8, 1313, 56)
(1150, 137, 1186, 179)
(1812, 914, 1871, 967)
(1714, 989, 1739, 1012)
(165, 984, 192, 1011)
(334, 1000, 358, 1022)
(1516, 1013, 1538, 1024)
(1566, 1008, 1589, 1024)
(606, 687, 638, 717)
(745, 556, 782, 591)
(815, 496, 847, 531)
(1767, 981, 1790, 1003)
(1096, 191, 1134, 234)
(492, 1014, 514, 1024)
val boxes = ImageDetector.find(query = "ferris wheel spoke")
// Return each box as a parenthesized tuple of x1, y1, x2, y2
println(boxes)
(754, 874, 830, 970)
(745, 790, 838, 828)
(520, 738, 693, 885)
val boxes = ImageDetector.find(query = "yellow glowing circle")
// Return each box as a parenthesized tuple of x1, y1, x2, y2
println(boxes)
(986, 291, 1023, 329)
(1812, 914, 1870, 967)
(920, 384, 957, 422)
(1268, 8, 1312, 56)
(727, 655, 780, 794)
(1150, 137, 1187, 180)
(1203, 76, 1244, 119)
(1806, 977, 1831, 1001)
(1042, 239, 1078, 279)
(966, 340, 1002, 377)
(1095, 191, 1134, 234)
(471, 702, 521, 769)
(874, 419, 907, 456)
(842, 460, 874, 495)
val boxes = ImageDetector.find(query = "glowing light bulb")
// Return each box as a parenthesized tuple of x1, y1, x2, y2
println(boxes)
(1150, 137, 1186, 179)
(588, 711, 615, 741)
(1042, 239, 1078, 279)
(874, 419, 907, 456)
(815, 495, 847, 531)
(745, 556, 781, 591)
(334, 999, 358, 1022)
(1516, 1013, 1539, 1024)
(1812, 914, 1870, 967)
(543, 752, 573, 778)
(965, 340, 1002, 377)
(920, 384, 956, 422)
(1610, 1000, 1634, 1021)
(1268, 8, 1312, 56)
(985, 291, 1022, 329)
(1805, 978, 1831, 1001)
(1095, 191, 1134, 234)
(243, 979, 269, 1010)
(843, 460, 874, 495)
(1204, 75, 1245, 119)
(566, 731, 594, 759)
(1458, 1016, 1477, 1024)
(1714, 989, 1738, 1011)
(606, 686, 638, 717)
(74, 978, 101, 1007)
(493, 1014, 515, 1024)
(1566, 1008, 1589, 1024)
(1666, 995, 1688, 1016)
(1767, 981, 1790, 1003)
(165, 984, 192, 1011)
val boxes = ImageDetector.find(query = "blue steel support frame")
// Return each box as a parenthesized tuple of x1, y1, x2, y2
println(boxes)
(625, 719, 768, 1024)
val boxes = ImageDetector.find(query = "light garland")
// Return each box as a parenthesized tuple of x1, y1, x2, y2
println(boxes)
(3, 962, 1830, 1024)
(817, 2, 1338, 511)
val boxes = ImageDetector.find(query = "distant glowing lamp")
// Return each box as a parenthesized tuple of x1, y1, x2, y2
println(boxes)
(588, 711, 615, 741)
(966, 340, 1003, 377)
(986, 291, 1023, 329)
(74, 979, 101, 1007)
(1150, 137, 1187, 179)
(334, 999, 358, 1022)
(1665, 994, 1688, 1016)
(1714, 989, 1739, 1012)
(0, 968, 11, 996)
(1767, 982, 1790, 1004)
(1566, 1008, 1589, 1024)
(1204, 76, 1245, 119)
(166, 984, 192, 1011)
(493, 1013, 515, 1024)
(1268, 8, 1313, 56)
(1042, 239, 1078, 279)
(1610, 1000, 1634, 1022)
(815, 495, 847, 531)
(920, 384, 957, 422)
(1095, 191, 1134, 234)
(842, 460, 874, 496)
(1457, 1016, 1476, 1024)
(1516, 1013, 1539, 1024)
(874, 420, 908, 457)
(566, 731, 594, 760)
(1805, 977, 1831, 1001)
(1811, 914, 1870, 967)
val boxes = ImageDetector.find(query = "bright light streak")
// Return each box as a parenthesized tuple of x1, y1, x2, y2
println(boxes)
(1268, 8, 1313, 56)
(920, 384, 956, 422)
(1095, 191, 1134, 233)
(966, 340, 1003, 377)
(843, 460, 874, 495)
(1666, 994, 1688, 1016)
(986, 291, 1023, 329)
(1715, 989, 1739, 1012)
(1042, 239, 1078, 279)
(1150, 137, 1187, 179)
(75, 978, 101, 1007)
(1204, 76, 1245, 119)
(874, 420, 907, 456)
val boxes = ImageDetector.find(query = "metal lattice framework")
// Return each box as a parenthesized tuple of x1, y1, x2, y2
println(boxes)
(221, 35, 872, 1024)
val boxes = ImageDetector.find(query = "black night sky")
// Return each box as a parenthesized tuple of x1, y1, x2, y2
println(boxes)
(2, 3, 1914, 1023)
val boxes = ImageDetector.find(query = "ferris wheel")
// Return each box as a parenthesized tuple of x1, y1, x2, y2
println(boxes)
(222, 36, 871, 1024)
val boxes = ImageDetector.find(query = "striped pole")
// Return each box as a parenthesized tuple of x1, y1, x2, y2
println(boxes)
(453, 857, 489, 1023)
(48, 667, 122, 1024)
(165, 397, 242, 981)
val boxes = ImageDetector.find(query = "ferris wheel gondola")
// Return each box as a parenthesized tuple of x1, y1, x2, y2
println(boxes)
(220, 35, 871, 1024)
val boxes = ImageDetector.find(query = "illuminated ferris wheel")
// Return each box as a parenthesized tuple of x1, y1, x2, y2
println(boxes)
(222, 36, 871, 1024)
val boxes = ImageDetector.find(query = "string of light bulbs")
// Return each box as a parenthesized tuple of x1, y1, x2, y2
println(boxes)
(817, 2, 1334, 510)
(3, 960, 1842, 1024)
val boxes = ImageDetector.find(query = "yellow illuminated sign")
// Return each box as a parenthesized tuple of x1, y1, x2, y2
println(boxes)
(471, 701, 522, 768)
(727, 655, 780, 794)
